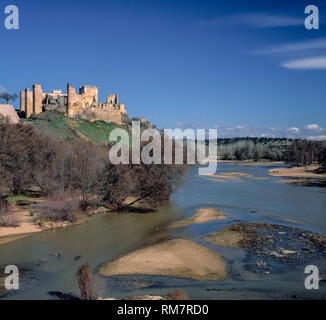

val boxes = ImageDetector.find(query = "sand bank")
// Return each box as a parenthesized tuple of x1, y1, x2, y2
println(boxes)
(269, 165, 326, 179)
(269, 165, 326, 186)
(207, 160, 284, 165)
(99, 238, 227, 280)
(170, 208, 225, 229)
(205, 227, 246, 248)
(221, 172, 253, 178)
(239, 161, 285, 166)
(0, 206, 42, 239)
(203, 172, 256, 184)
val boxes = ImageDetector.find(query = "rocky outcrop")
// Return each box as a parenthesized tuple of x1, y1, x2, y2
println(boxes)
(0, 104, 20, 123)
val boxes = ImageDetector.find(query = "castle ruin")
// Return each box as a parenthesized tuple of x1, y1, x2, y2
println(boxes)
(20, 83, 127, 124)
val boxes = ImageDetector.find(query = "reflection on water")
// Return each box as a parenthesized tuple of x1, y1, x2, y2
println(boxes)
(0, 162, 326, 299)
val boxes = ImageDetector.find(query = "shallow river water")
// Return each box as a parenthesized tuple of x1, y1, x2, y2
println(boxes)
(1, 162, 326, 299)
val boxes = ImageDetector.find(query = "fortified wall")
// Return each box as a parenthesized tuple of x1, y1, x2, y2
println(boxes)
(20, 83, 127, 125)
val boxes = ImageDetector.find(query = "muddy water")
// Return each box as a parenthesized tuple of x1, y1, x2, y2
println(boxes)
(0, 162, 326, 300)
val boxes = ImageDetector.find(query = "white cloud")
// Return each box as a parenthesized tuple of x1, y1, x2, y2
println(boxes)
(257, 38, 326, 55)
(307, 135, 326, 141)
(0, 85, 6, 94)
(304, 124, 324, 132)
(198, 13, 303, 28)
(195, 124, 326, 139)
(282, 56, 326, 70)
(260, 133, 276, 138)
(286, 127, 300, 134)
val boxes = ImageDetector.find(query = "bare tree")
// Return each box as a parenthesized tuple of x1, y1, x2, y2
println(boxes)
(0, 92, 18, 104)
(76, 264, 97, 300)
(166, 289, 190, 300)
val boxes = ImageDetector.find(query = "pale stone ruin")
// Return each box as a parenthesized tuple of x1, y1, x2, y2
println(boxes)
(19, 83, 127, 125)
(0, 104, 20, 123)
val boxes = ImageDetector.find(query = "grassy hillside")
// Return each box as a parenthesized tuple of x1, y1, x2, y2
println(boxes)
(24, 112, 127, 145)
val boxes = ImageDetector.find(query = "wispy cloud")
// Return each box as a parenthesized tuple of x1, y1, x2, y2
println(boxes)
(307, 135, 326, 141)
(0, 85, 6, 94)
(282, 56, 326, 70)
(257, 38, 326, 55)
(198, 13, 303, 28)
(254, 37, 326, 71)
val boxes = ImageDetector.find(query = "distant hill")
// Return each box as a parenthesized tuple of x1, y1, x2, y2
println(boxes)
(24, 111, 126, 145)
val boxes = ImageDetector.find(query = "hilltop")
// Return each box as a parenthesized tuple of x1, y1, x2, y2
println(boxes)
(23, 111, 129, 145)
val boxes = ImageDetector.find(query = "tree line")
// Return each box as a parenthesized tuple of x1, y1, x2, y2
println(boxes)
(213, 137, 326, 168)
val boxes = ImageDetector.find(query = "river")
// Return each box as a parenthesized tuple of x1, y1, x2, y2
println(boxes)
(1, 162, 326, 299)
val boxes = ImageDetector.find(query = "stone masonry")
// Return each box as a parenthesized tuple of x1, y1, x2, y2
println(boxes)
(20, 83, 127, 125)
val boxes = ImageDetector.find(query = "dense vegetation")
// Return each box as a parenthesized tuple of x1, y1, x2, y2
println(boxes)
(284, 139, 326, 168)
(215, 137, 291, 161)
(0, 115, 185, 223)
(214, 137, 326, 168)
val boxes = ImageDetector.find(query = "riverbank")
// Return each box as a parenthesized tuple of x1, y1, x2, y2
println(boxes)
(0, 198, 84, 246)
(209, 160, 285, 166)
(99, 238, 227, 280)
(269, 165, 325, 178)
(0, 194, 160, 246)
(269, 165, 326, 186)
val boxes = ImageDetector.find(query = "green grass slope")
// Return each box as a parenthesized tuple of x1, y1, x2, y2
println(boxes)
(24, 112, 126, 145)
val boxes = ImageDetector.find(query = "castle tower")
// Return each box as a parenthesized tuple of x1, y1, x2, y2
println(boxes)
(25, 89, 33, 118)
(33, 84, 43, 115)
(119, 103, 126, 114)
(67, 82, 80, 117)
(20, 91, 25, 113)
(114, 94, 118, 105)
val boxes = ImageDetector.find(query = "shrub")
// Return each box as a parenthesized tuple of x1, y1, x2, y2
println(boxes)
(166, 289, 190, 300)
(0, 197, 8, 210)
(36, 218, 46, 228)
(36, 192, 82, 223)
(76, 263, 97, 300)
(0, 212, 20, 227)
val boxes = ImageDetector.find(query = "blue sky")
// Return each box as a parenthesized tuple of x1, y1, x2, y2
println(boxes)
(0, 0, 326, 139)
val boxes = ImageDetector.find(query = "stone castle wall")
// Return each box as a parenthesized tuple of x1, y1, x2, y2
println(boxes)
(20, 83, 127, 125)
